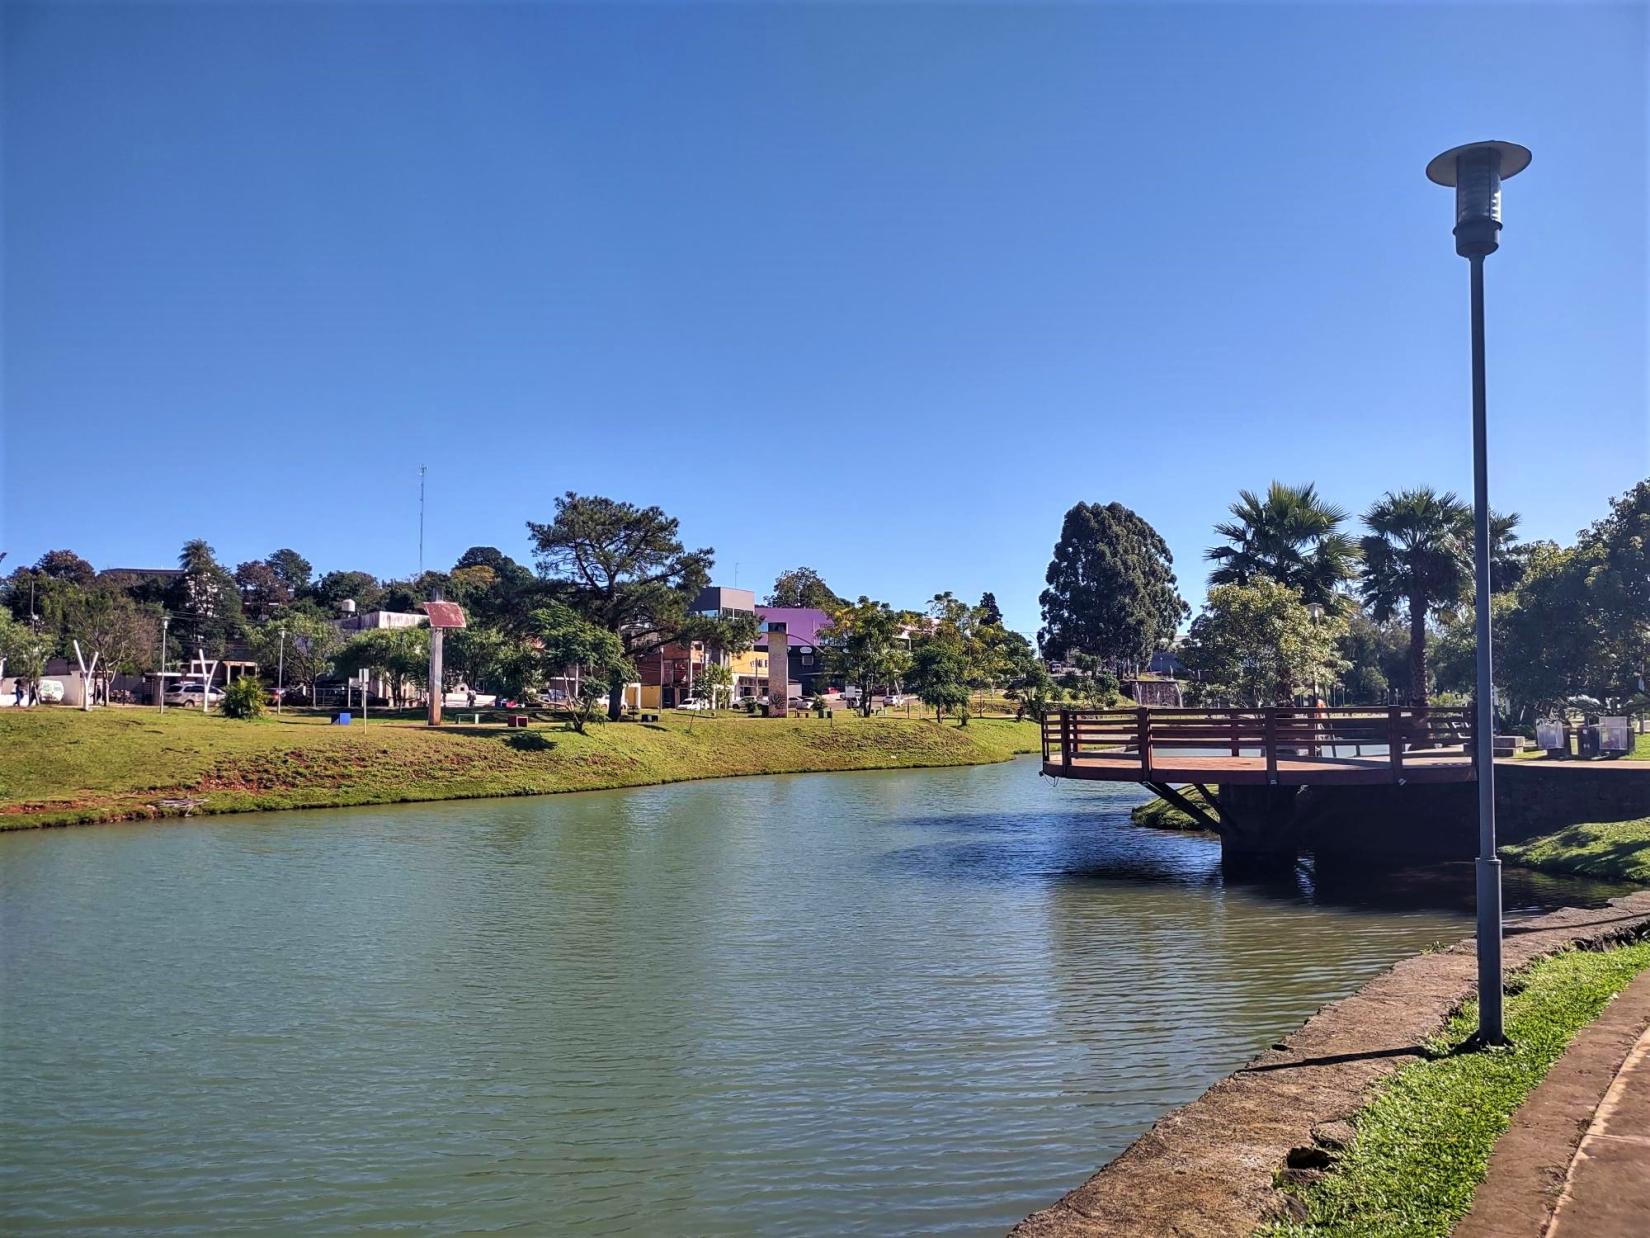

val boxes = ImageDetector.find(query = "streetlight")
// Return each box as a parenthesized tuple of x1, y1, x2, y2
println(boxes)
(158, 614, 170, 713)
(276, 626, 287, 716)
(1427, 139, 1531, 1047)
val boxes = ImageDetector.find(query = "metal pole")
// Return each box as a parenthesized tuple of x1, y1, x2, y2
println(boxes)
(159, 616, 169, 713)
(1470, 253, 1504, 1045)
(276, 629, 286, 715)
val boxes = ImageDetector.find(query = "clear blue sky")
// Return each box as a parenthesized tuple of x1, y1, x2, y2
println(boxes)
(4, 2, 1645, 636)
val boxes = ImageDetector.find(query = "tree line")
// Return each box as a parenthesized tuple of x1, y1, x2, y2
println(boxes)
(1036, 479, 1649, 720)
(0, 492, 1042, 726)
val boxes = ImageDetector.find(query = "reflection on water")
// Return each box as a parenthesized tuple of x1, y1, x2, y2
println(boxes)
(0, 757, 1624, 1236)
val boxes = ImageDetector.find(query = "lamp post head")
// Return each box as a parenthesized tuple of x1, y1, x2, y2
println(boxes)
(1427, 141, 1531, 258)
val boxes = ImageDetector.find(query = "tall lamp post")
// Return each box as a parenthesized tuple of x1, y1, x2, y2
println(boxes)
(1427, 139, 1531, 1047)
(276, 626, 287, 716)
(158, 614, 170, 714)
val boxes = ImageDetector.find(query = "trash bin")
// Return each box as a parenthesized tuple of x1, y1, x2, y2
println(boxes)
(1577, 725, 1601, 759)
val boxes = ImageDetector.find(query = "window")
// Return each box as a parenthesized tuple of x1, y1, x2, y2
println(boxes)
(800, 655, 814, 666)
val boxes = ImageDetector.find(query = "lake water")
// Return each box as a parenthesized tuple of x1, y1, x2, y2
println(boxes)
(0, 757, 1621, 1235)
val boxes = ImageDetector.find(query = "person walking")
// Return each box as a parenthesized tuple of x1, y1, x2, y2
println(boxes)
(12, 680, 23, 708)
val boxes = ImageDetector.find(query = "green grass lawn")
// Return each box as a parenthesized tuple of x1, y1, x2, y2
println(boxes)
(0, 706, 1039, 829)
(1261, 940, 1650, 1237)
(1502, 817, 1650, 884)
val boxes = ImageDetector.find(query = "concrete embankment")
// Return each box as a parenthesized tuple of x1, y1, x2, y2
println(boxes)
(1299, 759, 1650, 861)
(1011, 890, 1650, 1238)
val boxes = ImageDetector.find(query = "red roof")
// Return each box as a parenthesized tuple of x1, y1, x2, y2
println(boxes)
(419, 601, 468, 629)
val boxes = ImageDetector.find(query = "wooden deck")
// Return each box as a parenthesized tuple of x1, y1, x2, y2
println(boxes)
(1042, 706, 1476, 787)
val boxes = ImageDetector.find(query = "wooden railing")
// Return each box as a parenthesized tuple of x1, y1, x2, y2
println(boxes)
(1041, 706, 1474, 781)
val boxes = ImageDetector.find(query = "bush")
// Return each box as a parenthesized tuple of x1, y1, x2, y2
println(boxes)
(221, 675, 266, 720)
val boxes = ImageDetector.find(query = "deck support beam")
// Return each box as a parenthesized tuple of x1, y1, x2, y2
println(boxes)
(1143, 781, 1226, 835)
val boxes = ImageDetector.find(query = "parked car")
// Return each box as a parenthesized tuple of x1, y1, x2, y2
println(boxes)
(164, 681, 225, 708)
(882, 693, 907, 708)
(677, 697, 712, 711)
(36, 679, 65, 704)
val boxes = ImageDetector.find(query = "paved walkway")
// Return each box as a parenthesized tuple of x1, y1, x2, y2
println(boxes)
(1457, 968, 1650, 1238)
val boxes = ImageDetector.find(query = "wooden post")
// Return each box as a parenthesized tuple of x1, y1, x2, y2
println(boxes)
(1060, 710, 1072, 775)
(1264, 710, 1278, 783)
(1229, 713, 1240, 757)
(1388, 706, 1404, 780)
(1138, 707, 1153, 778)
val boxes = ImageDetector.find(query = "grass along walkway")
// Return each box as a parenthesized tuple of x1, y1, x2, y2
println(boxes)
(1502, 818, 1650, 884)
(0, 707, 1039, 830)
(1260, 940, 1650, 1237)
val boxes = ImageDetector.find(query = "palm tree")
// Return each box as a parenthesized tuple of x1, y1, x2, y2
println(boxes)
(1359, 488, 1473, 705)
(1206, 481, 1359, 611)
(1487, 510, 1526, 594)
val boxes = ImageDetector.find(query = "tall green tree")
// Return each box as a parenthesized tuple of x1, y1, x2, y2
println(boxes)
(1336, 611, 1411, 703)
(767, 566, 845, 610)
(308, 570, 384, 612)
(333, 627, 429, 707)
(266, 549, 313, 595)
(907, 638, 971, 724)
(1206, 481, 1358, 611)
(1578, 480, 1650, 696)
(246, 614, 342, 705)
(168, 540, 243, 657)
(58, 583, 160, 683)
(32, 549, 96, 585)
(976, 591, 1004, 627)
(527, 602, 636, 733)
(234, 560, 293, 619)
(0, 610, 52, 700)
(1182, 581, 1348, 708)
(1038, 501, 1186, 669)
(1486, 512, 1530, 595)
(528, 492, 713, 718)
(1358, 488, 1472, 705)
(450, 546, 540, 630)
(819, 597, 913, 716)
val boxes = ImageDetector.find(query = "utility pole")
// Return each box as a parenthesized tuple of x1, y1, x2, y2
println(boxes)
(419, 464, 427, 577)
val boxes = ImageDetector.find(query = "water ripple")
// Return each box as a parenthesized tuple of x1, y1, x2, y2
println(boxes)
(0, 758, 1622, 1235)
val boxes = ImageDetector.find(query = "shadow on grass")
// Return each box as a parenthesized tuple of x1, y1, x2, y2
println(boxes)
(503, 730, 557, 752)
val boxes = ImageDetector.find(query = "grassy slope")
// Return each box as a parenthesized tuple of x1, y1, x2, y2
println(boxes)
(0, 707, 1038, 829)
(1262, 940, 1650, 1237)
(1502, 817, 1650, 884)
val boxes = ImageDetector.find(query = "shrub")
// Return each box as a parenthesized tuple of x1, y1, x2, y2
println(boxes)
(221, 675, 266, 720)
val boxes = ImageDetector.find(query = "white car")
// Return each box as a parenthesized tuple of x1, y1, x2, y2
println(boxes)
(36, 679, 65, 704)
(164, 681, 225, 708)
(882, 693, 907, 708)
(676, 698, 712, 711)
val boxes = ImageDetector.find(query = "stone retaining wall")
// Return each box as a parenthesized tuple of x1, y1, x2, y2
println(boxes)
(1011, 891, 1650, 1237)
